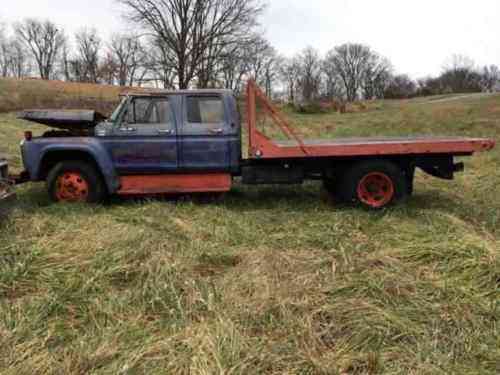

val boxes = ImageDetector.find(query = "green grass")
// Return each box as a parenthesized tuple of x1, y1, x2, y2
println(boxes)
(0, 93, 499, 374)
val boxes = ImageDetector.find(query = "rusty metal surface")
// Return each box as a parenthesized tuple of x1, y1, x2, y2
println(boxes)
(118, 173, 232, 195)
(122, 88, 233, 97)
(245, 79, 496, 159)
(247, 80, 309, 157)
(275, 137, 493, 146)
(18, 109, 106, 131)
(272, 137, 495, 157)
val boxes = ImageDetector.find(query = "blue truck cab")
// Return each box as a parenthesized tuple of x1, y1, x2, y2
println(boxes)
(19, 89, 242, 201)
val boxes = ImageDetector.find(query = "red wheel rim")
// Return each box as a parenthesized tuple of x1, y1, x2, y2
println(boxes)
(55, 172, 89, 202)
(357, 172, 395, 208)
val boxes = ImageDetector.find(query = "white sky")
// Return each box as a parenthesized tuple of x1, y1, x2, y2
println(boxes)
(2, 0, 500, 78)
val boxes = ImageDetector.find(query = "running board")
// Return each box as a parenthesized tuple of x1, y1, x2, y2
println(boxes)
(117, 174, 232, 195)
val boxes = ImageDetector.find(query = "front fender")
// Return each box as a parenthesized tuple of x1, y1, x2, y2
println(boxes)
(25, 137, 120, 193)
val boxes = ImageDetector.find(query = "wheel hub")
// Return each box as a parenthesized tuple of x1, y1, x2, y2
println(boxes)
(357, 172, 395, 208)
(56, 172, 89, 202)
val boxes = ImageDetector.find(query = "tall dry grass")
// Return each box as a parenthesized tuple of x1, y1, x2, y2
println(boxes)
(0, 91, 499, 374)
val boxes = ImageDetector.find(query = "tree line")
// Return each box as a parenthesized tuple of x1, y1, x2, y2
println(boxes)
(1, 0, 499, 103)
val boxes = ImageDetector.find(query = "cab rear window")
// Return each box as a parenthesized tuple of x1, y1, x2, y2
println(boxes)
(187, 96, 224, 124)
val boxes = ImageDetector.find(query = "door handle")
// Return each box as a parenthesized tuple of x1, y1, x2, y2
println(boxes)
(157, 129, 174, 135)
(209, 128, 224, 135)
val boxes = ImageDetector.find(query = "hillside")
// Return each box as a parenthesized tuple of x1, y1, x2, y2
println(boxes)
(0, 91, 499, 374)
(0, 78, 125, 115)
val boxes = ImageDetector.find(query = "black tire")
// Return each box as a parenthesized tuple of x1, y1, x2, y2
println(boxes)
(47, 161, 107, 203)
(337, 160, 408, 209)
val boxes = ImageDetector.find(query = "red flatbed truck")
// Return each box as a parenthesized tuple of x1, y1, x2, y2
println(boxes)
(12, 80, 496, 209)
(241, 81, 495, 208)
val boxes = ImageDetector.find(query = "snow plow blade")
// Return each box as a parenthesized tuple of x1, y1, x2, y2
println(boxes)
(17, 109, 106, 131)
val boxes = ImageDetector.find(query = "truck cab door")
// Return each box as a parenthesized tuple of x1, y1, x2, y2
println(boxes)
(106, 96, 178, 174)
(179, 94, 233, 171)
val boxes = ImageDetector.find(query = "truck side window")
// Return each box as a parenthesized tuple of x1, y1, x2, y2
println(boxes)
(127, 98, 173, 126)
(155, 100, 174, 125)
(187, 96, 224, 124)
(129, 98, 150, 123)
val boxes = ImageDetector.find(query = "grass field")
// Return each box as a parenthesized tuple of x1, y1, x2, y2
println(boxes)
(0, 92, 499, 374)
(0, 78, 124, 115)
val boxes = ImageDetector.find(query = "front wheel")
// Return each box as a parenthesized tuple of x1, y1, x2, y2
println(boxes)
(47, 161, 107, 203)
(337, 160, 408, 209)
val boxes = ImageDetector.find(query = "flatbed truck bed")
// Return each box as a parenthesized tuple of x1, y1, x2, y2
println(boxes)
(269, 136, 493, 157)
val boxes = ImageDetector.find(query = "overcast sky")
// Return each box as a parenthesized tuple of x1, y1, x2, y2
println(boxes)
(1, 0, 499, 78)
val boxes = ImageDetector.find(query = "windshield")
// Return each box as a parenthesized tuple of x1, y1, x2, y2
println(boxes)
(109, 97, 127, 122)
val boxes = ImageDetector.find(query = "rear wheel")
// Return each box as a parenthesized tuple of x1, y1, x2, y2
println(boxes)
(337, 160, 408, 209)
(47, 161, 107, 203)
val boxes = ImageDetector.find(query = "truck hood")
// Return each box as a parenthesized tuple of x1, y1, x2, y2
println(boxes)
(17, 110, 107, 131)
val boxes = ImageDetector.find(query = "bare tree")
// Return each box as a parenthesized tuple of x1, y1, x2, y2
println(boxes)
(15, 19, 65, 79)
(480, 65, 500, 92)
(141, 38, 177, 89)
(262, 51, 280, 98)
(440, 54, 481, 93)
(243, 37, 271, 82)
(0, 37, 9, 77)
(219, 46, 248, 92)
(8, 39, 32, 78)
(215, 34, 276, 94)
(280, 57, 301, 103)
(61, 40, 72, 81)
(0, 23, 9, 77)
(443, 54, 475, 74)
(0, 25, 33, 79)
(297, 47, 322, 102)
(109, 33, 145, 86)
(99, 53, 119, 85)
(325, 43, 374, 102)
(384, 74, 416, 99)
(75, 28, 101, 83)
(322, 54, 343, 99)
(118, 0, 265, 89)
(363, 54, 392, 99)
